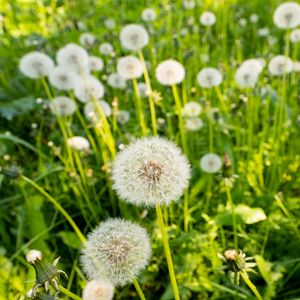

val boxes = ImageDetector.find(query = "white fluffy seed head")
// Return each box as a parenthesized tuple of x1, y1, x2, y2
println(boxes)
(183, 101, 202, 117)
(273, 2, 300, 29)
(74, 76, 105, 103)
(82, 279, 114, 300)
(197, 67, 222, 88)
(117, 110, 130, 125)
(141, 8, 156, 22)
(268, 55, 293, 76)
(156, 59, 185, 86)
(89, 56, 104, 71)
(185, 117, 203, 131)
(80, 33, 96, 48)
(26, 249, 42, 264)
(240, 58, 265, 74)
(290, 28, 300, 43)
(200, 11, 216, 26)
(200, 153, 223, 173)
(107, 73, 127, 89)
(250, 14, 259, 23)
(50, 96, 77, 116)
(99, 43, 114, 55)
(84, 100, 112, 124)
(117, 56, 144, 79)
(56, 43, 89, 74)
(48, 66, 77, 90)
(19, 52, 54, 79)
(183, 0, 195, 9)
(138, 82, 149, 98)
(235, 65, 259, 88)
(293, 61, 300, 72)
(81, 218, 151, 287)
(67, 136, 90, 151)
(104, 19, 116, 29)
(120, 24, 149, 51)
(112, 136, 190, 207)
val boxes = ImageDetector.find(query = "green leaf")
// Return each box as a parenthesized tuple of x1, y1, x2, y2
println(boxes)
(58, 231, 83, 250)
(255, 255, 271, 284)
(235, 205, 267, 224)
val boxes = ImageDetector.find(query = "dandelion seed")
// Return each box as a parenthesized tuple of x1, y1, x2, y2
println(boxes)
(268, 55, 293, 76)
(99, 43, 114, 56)
(120, 24, 149, 51)
(200, 153, 223, 173)
(56, 43, 89, 74)
(74, 76, 105, 103)
(273, 2, 300, 29)
(19, 52, 54, 79)
(82, 279, 114, 300)
(112, 137, 190, 207)
(81, 218, 151, 287)
(107, 73, 127, 89)
(197, 67, 223, 88)
(50, 96, 77, 116)
(48, 66, 77, 90)
(141, 8, 156, 22)
(89, 56, 104, 71)
(156, 59, 185, 86)
(117, 56, 144, 79)
(200, 11, 216, 26)
(67, 136, 90, 151)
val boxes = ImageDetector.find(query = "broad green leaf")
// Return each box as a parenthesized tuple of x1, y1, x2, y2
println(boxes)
(58, 231, 83, 250)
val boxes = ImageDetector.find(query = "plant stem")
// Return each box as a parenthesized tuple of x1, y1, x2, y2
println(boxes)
(21, 175, 86, 243)
(59, 285, 82, 300)
(240, 272, 263, 300)
(155, 205, 180, 300)
(132, 278, 147, 300)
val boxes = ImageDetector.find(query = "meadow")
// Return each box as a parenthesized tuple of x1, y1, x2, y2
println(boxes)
(0, 0, 300, 299)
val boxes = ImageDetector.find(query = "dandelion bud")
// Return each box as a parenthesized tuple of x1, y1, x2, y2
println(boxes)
(224, 249, 246, 272)
(26, 249, 43, 264)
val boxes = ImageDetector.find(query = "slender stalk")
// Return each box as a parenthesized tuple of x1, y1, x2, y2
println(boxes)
(132, 278, 147, 300)
(240, 272, 263, 300)
(59, 285, 82, 300)
(21, 175, 86, 243)
(132, 78, 147, 136)
(138, 51, 158, 135)
(225, 182, 238, 250)
(155, 205, 180, 300)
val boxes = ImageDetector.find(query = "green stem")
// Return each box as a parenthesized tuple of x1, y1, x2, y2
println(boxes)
(21, 175, 86, 243)
(225, 182, 238, 250)
(132, 278, 147, 300)
(240, 272, 263, 300)
(155, 205, 180, 300)
(59, 285, 82, 300)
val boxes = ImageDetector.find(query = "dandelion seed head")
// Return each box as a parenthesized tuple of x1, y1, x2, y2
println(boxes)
(89, 56, 104, 71)
(107, 73, 127, 89)
(197, 67, 223, 88)
(56, 43, 89, 74)
(26, 250, 42, 264)
(49, 66, 77, 90)
(82, 279, 114, 300)
(104, 19, 116, 29)
(141, 8, 156, 22)
(185, 117, 203, 131)
(235, 65, 259, 88)
(290, 28, 300, 43)
(67, 136, 90, 151)
(99, 43, 114, 55)
(273, 2, 300, 29)
(50, 96, 77, 116)
(183, 101, 202, 118)
(120, 24, 149, 51)
(183, 0, 195, 10)
(117, 56, 144, 79)
(200, 153, 223, 173)
(79, 33, 96, 48)
(117, 110, 130, 125)
(268, 55, 293, 76)
(81, 218, 151, 287)
(200, 11, 216, 26)
(19, 52, 54, 79)
(75, 77, 105, 103)
(84, 100, 112, 124)
(156, 59, 185, 86)
(112, 137, 190, 207)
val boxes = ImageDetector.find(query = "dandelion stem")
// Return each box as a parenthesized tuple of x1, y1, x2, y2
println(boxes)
(240, 271, 263, 300)
(59, 285, 82, 300)
(21, 175, 86, 243)
(225, 182, 238, 250)
(132, 278, 147, 300)
(156, 205, 180, 300)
